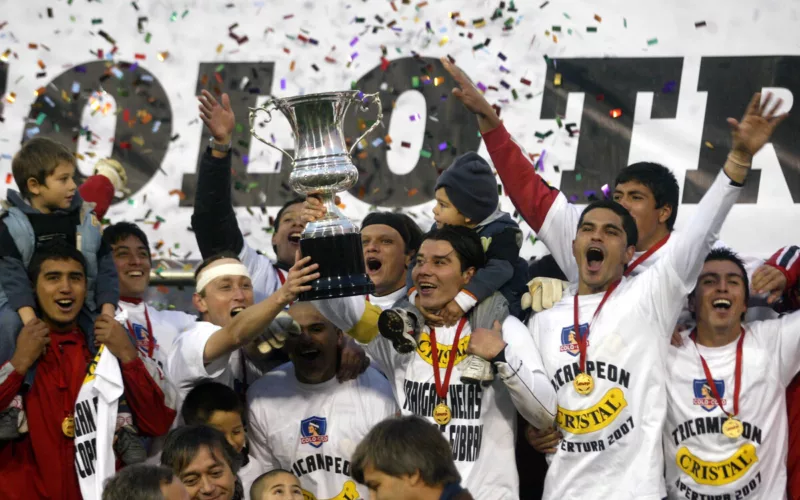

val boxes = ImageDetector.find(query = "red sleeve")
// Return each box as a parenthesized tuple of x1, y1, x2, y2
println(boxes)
(788, 374, 800, 500)
(78, 175, 114, 220)
(766, 245, 800, 292)
(119, 357, 176, 436)
(0, 362, 24, 410)
(482, 124, 561, 232)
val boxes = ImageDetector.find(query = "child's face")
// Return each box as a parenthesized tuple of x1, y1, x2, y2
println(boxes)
(432, 188, 469, 228)
(207, 410, 247, 454)
(258, 472, 304, 500)
(29, 162, 77, 212)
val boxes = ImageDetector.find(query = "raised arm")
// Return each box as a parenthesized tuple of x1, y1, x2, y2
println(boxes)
(441, 58, 581, 283)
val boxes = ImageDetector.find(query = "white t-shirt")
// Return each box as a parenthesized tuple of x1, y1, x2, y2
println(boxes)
(166, 321, 235, 406)
(664, 312, 800, 500)
(528, 169, 741, 500)
(315, 296, 557, 500)
(239, 458, 264, 500)
(239, 241, 282, 302)
(246, 363, 397, 500)
(118, 300, 197, 361)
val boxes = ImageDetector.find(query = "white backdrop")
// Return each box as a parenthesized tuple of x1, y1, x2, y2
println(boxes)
(1, 0, 799, 261)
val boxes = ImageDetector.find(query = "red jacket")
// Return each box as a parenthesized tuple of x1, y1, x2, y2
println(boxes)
(0, 328, 176, 500)
(78, 175, 115, 220)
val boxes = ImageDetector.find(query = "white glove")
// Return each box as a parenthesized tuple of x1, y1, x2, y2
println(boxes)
(257, 311, 301, 354)
(521, 277, 569, 312)
(94, 158, 130, 195)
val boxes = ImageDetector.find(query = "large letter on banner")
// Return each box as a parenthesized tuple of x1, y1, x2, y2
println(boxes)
(683, 56, 800, 204)
(20, 61, 172, 197)
(180, 62, 296, 208)
(540, 57, 684, 202)
(343, 56, 482, 208)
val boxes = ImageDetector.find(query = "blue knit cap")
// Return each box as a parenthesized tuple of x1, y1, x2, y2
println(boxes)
(434, 152, 499, 223)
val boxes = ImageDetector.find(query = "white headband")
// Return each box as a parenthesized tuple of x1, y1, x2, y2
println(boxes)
(195, 263, 251, 293)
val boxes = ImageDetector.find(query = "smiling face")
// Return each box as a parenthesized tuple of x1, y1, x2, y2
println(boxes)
(273, 203, 305, 268)
(178, 445, 236, 500)
(612, 181, 671, 251)
(572, 208, 635, 294)
(35, 258, 86, 330)
(285, 302, 341, 384)
(691, 259, 748, 336)
(257, 471, 304, 500)
(193, 258, 254, 328)
(206, 410, 246, 455)
(111, 234, 152, 298)
(432, 188, 470, 229)
(361, 224, 410, 297)
(411, 239, 474, 312)
(28, 162, 78, 213)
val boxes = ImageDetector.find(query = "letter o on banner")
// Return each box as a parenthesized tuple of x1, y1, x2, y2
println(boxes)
(343, 56, 481, 208)
(21, 60, 172, 200)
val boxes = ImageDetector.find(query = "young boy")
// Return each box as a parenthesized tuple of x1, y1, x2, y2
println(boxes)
(378, 152, 527, 382)
(0, 137, 119, 438)
(250, 469, 304, 500)
(182, 382, 264, 499)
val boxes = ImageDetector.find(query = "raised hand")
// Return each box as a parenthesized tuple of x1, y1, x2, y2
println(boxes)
(751, 263, 787, 304)
(440, 57, 502, 132)
(95, 314, 138, 363)
(439, 299, 465, 327)
(10, 319, 50, 375)
(198, 89, 235, 144)
(277, 251, 321, 305)
(728, 92, 788, 157)
(467, 320, 507, 361)
(525, 424, 562, 454)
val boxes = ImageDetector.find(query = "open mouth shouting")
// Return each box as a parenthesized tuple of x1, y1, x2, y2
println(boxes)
(55, 298, 76, 313)
(585, 247, 605, 273)
(711, 298, 732, 313)
(295, 344, 322, 362)
(288, 232, 302, 245)
(417, 280, 437, 296)
(365, 256, 383, 275)
(230, 306, 246, 318)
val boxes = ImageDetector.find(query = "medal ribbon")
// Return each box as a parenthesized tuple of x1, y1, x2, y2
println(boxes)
(125, 305, 155, 358)
(624, 234, 670, 276)
(573, 280, 620, 374)
(429, 317, 468, 401)
(690, 327, 745, 418)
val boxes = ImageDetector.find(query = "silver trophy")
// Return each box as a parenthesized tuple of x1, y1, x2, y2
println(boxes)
(249, 90, 382, 300)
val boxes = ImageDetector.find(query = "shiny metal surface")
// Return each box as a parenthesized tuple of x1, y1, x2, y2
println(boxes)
(249, 90, 382, 239)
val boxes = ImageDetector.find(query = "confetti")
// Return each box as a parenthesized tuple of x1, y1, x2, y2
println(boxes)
(587, 26, 597, 33)
(554, 73, 562, 86)
(5, 174, 12, 184)
(695, 21, 707, 28)
(438, 142, 448, 151)
(662, 80, 677, 93)
(594, 14, 602, 22)
(601, 184, 610, 198)
(704, 141, 714, 149)
(610, 108, 622, 118)
(401, 141, 411, 148)
(407, 188, 419, 197)
(520, 77, 531, 86)
(168, 189, 186, 200)
(647, 38, 658, 46)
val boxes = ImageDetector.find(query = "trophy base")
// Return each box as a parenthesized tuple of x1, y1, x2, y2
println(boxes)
(298, 233, 375, 301)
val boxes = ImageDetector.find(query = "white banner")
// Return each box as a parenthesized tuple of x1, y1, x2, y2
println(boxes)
(1, 0, 798, 261)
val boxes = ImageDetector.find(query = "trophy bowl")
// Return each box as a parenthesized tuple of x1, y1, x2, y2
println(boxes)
(249, 90, 382, 301)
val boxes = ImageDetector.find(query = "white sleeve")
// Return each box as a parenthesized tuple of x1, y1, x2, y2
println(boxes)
(496, 316, 557, 429)
(245, 398, 281, 472)
(537, 193, 582, 284)
(166, 323, 230, 391)
(239, 241, 280, 299)
(364, 369, 399, 425)
(775, 311, 800, 386)
(642, 170, 742, 331)
(312, 296, 366, 332)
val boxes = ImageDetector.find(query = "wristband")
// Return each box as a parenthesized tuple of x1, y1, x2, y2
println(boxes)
(208, 136, 232, 153)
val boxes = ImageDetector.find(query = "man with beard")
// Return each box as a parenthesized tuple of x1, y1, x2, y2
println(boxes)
(313, 225, 557, 499)
(662, 248, 800, 499)
(166, 251, 319, 405)
(246, 301, 397, 500)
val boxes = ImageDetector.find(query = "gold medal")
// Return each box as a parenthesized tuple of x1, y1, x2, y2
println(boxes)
(573, 373, 595, 395)
(433, 402, 452, 425)
(62, 415, 75, 438)
(722, 417, 743, 439)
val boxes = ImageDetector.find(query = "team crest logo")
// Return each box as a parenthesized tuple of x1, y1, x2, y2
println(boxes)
(300, 416, 328, 448)
(560, 323, 589, 356)
(693, 379, 726, 412)
(130, 323, 152, 356)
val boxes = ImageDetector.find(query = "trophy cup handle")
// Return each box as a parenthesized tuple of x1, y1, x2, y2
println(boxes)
(249, 101, 294, 162)
(348, 92, 384, 157)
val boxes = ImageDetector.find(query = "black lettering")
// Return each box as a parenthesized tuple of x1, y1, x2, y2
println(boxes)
(706, 416, 721, 435)
(335, 457, 342, 475)
(751, 425, 762, 445)
(343, 460, 350, 477)
(596, 361, 606, 380)
(607, 364, 618, 382)
(316, 454, 324, 471)
(695, 417, 706, 435)
(474, 385, 482, 419)
(293, 462, 303, 476)
(305, 456, 316, 473)
(403, 381, 412, 410)
(563, 364, 575, 383)
(554, 367, 564, 387)
(324, 455, 333, 471)
(539, 57, 683, 202)
(585, 360, 595, 375)
(618, 369, 630, 389)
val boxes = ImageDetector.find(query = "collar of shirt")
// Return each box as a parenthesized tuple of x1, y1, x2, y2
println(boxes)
(369, 286, 407, 309)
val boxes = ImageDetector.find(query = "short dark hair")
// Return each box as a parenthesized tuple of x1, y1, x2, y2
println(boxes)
(103, 222, 151, 257)
(351, 415, 461, 487)
(615, 162, 680, 231)
(251, 469, 297, 500)
(578, 200, 638, 249)
(28, 242, 88, 286)
(690, 248, 750, 320)
(181, 382, 244, 426)
(399, 213, 424, 255)
(102, 464, 174, 500)
(161, 425, 242, 477)
(272, 197, 306, 253)
(421, 225, 485, 271)
(12, 137, 76, 199)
